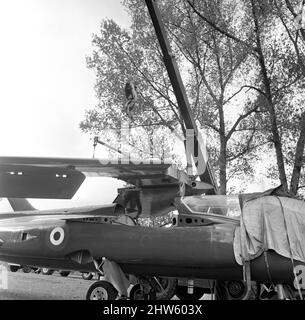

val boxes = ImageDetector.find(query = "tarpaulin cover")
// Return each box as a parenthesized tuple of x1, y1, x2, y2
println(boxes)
(234, 196, 305, 265)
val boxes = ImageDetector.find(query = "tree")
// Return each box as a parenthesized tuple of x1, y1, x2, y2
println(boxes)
(187, 0, 305, 195)
(158, 0, 261, 194)
(272, 0, 305, 195)
(81, 0, 268, 194)
(80, 18, 182, 162)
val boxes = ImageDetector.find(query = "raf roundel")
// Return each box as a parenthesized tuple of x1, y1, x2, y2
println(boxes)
(49, 227, 65, 246)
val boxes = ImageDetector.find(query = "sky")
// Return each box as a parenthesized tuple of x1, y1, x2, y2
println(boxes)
(0, 0, 130, 211)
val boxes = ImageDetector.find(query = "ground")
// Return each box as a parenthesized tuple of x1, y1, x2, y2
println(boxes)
(0, 264, 208, 300)
(0, 269, 91, 300)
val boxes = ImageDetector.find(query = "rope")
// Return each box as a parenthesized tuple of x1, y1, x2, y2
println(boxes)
(263, 251, 274, 285)
(261, 200, 274, 285)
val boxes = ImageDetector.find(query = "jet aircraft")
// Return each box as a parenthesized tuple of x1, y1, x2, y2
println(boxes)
(0, 156, 304, 300)
(1, 0, 304, 301)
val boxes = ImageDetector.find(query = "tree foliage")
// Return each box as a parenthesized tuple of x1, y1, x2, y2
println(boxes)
(80, 0, 305, 196)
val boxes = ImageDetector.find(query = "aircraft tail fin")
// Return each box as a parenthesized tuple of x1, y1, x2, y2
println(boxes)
(7, 198, 36, 212)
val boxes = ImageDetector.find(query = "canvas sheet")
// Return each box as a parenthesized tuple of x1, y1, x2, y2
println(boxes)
(234, 196, 305, 265)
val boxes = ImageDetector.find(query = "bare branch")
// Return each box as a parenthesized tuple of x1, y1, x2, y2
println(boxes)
(274, 0, 305, 73)
(243, 85, 266, 96)
(227, 140, 269, 162)
(226, 105, 260, 142)
(273, 74, 302, 96)
(284, 0, 297, 16)
(224, 86, 248, 105)
(226, 165, 242, 182)
(224, 85, 266, 105)
(202, 122, 220, 134)
(187, 0, 256, 51)
(283, 0, 305, 42)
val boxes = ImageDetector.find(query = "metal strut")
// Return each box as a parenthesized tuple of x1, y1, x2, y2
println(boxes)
(93, 259, 105, 277)
(144, 0, 218, 194)
(92, 136, 130, 158)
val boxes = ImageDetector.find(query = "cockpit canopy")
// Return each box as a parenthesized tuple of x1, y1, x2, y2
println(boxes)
(182, 195, 241, 219)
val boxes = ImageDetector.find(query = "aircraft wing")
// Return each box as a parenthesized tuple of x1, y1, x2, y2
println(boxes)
(0, 156, 181, 200)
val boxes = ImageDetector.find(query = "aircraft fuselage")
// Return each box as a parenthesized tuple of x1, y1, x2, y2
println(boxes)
(0, 207, 302, 283)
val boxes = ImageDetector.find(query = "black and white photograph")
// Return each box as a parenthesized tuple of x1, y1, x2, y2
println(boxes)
(0, 0, 305, 312)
